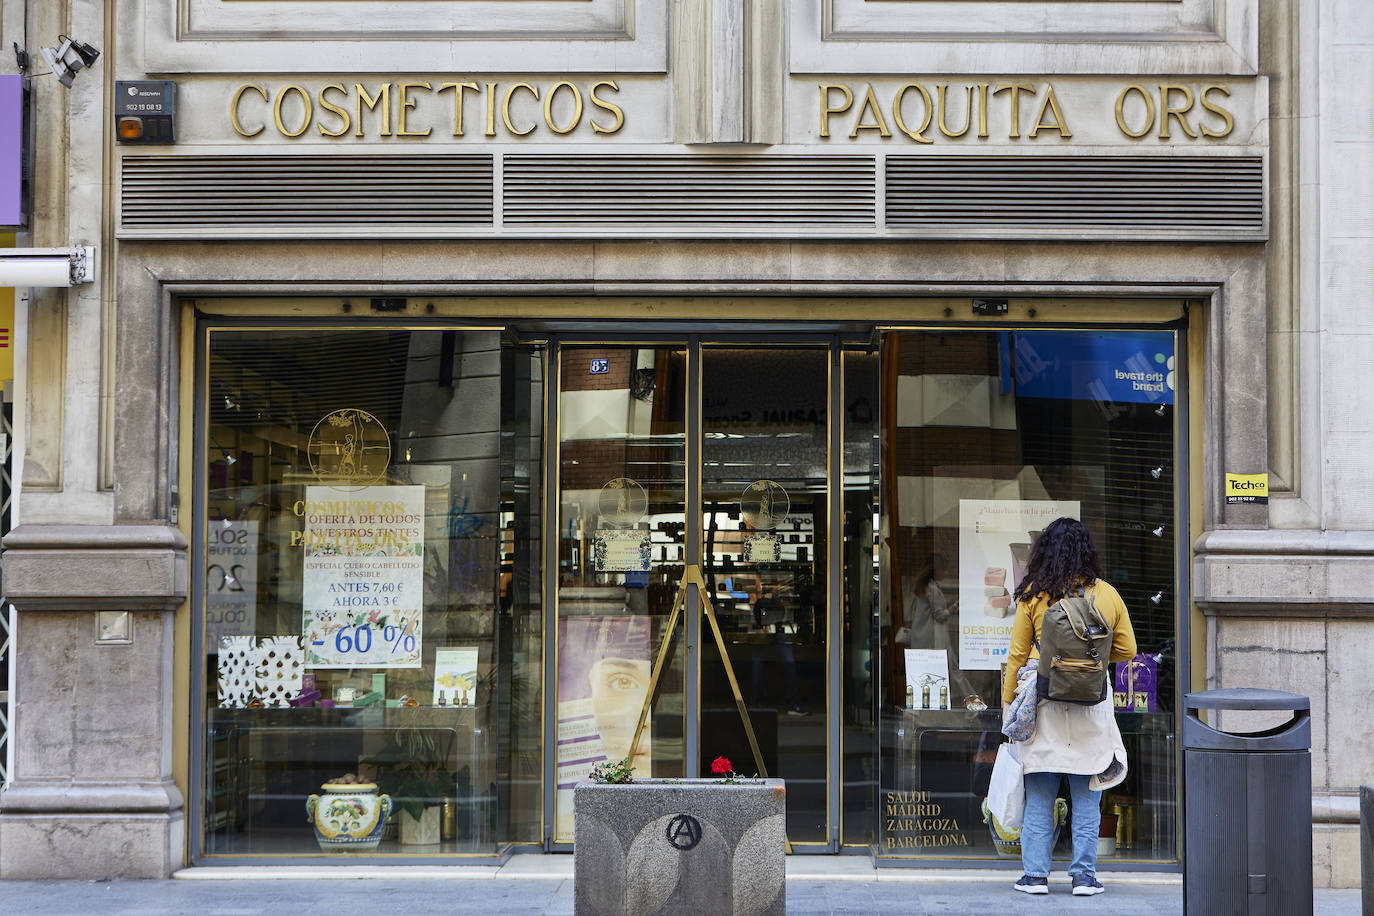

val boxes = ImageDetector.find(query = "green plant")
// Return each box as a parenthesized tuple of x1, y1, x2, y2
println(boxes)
(366, 728, 455, 821)
(589, 756, 635, 784)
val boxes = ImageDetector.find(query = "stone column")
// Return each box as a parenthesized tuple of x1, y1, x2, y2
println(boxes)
(1363, 786, 1373, 916)
(0, 525, 187, 879)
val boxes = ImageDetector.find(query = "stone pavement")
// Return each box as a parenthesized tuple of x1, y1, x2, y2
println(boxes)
(0, 856, 1361, 915)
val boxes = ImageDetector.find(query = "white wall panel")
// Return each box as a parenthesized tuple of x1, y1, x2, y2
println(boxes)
(133, 0, 668, 73)
(789, 0, 1259, 75)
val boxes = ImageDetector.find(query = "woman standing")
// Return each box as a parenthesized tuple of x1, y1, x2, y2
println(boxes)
(1001, 517, 1136, 897)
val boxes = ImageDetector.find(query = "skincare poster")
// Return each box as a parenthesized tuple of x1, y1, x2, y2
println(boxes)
(957, 499, 1079, 671)
(904, 648, 951, 708)
(302, 485, 425, 668)
(432, 647, 479, 706)
(554, 615, 652, 843)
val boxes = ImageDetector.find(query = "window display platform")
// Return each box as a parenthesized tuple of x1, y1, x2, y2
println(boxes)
(206, 706, 495, 857)
(883, 708, 1176, 862)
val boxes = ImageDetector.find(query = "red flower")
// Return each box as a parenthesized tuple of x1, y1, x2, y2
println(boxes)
(710, 756, 733, 776)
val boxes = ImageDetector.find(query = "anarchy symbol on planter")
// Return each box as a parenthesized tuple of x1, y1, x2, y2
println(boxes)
(665, 814, 702, 850)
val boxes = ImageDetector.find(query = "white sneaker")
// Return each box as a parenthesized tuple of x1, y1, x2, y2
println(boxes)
(1071, 875, 1105, 896)
(1014, 875, 1050, 895)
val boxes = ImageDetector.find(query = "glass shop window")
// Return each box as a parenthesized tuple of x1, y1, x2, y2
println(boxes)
(877, 329, 1179, 862)
(198, 327, 545, 858)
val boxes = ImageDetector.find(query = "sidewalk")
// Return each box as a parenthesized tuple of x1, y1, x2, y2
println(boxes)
(0, 857, 1360, 915)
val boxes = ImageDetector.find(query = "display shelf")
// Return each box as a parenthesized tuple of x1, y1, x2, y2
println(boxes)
(205, 705, 495, 855)
(882, 708, 1177, 860)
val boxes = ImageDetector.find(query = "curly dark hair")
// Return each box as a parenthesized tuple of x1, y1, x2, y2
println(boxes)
(1012, 517, 1102, 603)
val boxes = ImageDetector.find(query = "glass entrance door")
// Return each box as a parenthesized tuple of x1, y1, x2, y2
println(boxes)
(553, 342, 835, 849)
(698, 347, 830, 845)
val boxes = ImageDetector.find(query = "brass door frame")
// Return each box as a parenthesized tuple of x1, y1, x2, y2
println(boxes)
(543, 335, 844, 853)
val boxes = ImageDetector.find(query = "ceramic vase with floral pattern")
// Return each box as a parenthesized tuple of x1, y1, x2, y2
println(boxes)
(306, 781, 392, 852)
(981, 797, 1069, 857)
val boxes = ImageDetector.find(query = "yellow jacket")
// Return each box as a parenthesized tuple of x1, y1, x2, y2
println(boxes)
(1000, 579, 1138, 706)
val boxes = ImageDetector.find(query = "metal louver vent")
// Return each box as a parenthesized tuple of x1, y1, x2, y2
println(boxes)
(886, 156, 1264, 234)
(503, 155, 875, 226)
(120, 155, 493, 230)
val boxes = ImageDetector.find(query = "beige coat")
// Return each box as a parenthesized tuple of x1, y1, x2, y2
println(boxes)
(1018, 696, 1128, 791)
(1004, 579, 1135, 790)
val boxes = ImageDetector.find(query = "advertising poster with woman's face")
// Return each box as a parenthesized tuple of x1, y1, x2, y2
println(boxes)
(554, 615, 652, 842)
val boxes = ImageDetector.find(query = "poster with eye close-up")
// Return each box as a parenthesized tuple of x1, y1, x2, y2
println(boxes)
(554, 615, 652, 843)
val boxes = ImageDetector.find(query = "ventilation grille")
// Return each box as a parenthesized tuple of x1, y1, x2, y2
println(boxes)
(118, 153, 1263, 237)
(886, 156, 1264, 233)
(502, 154, 876, 226)
(120, 155, 493, 228)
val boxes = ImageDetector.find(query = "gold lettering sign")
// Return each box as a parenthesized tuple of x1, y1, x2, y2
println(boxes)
(882, 791, 971, 851)
(230, 79, 626, 140)
(817, 80, 1234, 143)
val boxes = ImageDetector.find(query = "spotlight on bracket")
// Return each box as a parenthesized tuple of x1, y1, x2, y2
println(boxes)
(39, 35, 99, 88)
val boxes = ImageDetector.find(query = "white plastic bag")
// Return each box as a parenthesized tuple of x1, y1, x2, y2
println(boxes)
(986, 742, 1025, 829)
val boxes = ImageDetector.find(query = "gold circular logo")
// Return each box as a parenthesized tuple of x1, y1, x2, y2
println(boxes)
(597, 477, 648, 528)
(308, 408, 391, 488)
(741, 480, 789, 531)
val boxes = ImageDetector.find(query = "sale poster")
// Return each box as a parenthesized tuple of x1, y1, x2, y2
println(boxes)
(302, 485, 425, 669)
(206, 520, 259, 645)
(554, 615, 652, 843)
(957, 499, 1079, 671)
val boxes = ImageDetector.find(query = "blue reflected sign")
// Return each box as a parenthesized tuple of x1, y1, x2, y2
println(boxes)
(1013, 331, 1175, 406)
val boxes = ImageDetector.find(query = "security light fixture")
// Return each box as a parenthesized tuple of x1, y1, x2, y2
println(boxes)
(39, 35, 99, 88)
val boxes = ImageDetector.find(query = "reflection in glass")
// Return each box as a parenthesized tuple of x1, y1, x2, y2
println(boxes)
(699, 347, 828, 844)
(878, 329, 1178, 861)
(841, 350, 880, 847)
(200, 328, 542, 858)
(554, 347, 687, 843)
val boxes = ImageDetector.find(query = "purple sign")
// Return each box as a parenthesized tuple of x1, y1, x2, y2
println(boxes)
(0, 75, 20, 226)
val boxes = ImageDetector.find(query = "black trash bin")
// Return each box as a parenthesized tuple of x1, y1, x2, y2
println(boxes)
(1184, 688, 1312, 916)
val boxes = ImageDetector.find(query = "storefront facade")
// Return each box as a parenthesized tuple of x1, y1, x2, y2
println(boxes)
(2, 0, 1366, 884)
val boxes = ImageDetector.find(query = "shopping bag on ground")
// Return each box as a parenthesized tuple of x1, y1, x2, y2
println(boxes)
(986, 742, 1025, 829)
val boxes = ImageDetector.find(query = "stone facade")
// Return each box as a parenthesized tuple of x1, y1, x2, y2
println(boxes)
(0, 0, 1368, 887)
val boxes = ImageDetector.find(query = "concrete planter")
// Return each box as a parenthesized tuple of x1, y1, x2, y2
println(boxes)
(573, 778, 786, 916)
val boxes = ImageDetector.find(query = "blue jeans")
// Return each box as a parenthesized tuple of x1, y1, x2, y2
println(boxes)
(1021, 772, 1101, 879)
